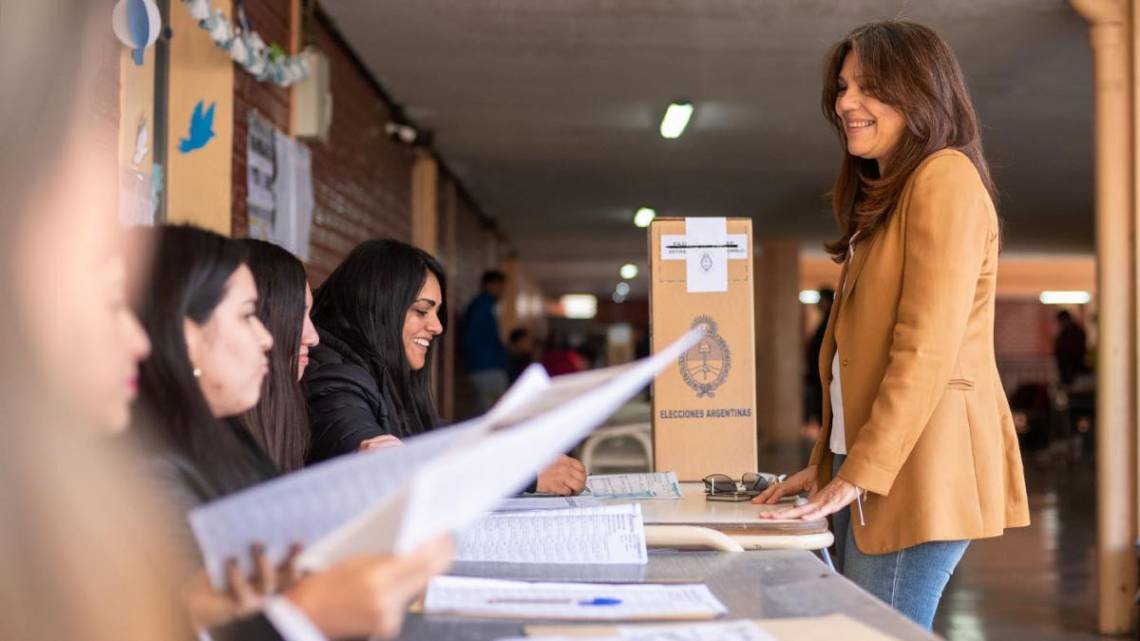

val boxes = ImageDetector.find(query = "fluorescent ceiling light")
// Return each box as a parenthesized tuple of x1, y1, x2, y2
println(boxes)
(620, 263, 639, 280)
(634, 207, 657, 228)
(615, 282, 631, 296)
(1040, 290, 1091, 305)
(560, 294, 597, 319)
(799, 290, 821, 305)
(660, 101, 694, 139)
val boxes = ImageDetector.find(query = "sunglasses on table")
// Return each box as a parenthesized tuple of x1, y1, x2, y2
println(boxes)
(701, 472, 778, 496)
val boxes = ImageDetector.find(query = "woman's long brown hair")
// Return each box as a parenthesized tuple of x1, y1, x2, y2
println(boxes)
(822, 21, 999, 262)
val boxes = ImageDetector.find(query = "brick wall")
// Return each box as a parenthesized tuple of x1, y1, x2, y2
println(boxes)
(232, 0, 291, 238)
(233, 1, 415, 286)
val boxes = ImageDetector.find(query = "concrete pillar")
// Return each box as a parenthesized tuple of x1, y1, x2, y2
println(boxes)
(754, 238, 802, 466)
(411, 149, 439, 253)
(1070, 0, 1138, 633)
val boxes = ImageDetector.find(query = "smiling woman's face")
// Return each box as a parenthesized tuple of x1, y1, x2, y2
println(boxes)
(402, 271, 443, 371)
(184, 265, 275, 418)
(834, 51, 906, 170)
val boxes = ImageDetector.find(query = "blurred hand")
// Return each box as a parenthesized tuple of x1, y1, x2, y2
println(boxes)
(752, 465, 818, 506)
(359, 435, 403, 452)
(182, 542, 303, 630)
(535, 455, 587, 495)
(284, 535, 454, 640)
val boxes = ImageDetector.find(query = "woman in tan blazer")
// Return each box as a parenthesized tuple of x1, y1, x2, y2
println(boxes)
(755, 21, 1029, 629)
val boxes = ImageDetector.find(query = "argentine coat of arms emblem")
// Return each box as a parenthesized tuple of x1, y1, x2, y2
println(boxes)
(678, 315, 731, 398)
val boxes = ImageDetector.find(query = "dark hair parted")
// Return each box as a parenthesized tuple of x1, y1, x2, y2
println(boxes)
(821, 20, 998, 262)
(239, 239, 310, 472)
(129, 225, 264, 495)
(311, 239, 447, 436)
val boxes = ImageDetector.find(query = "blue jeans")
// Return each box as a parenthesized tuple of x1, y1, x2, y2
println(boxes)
(831, 454, 968, 630)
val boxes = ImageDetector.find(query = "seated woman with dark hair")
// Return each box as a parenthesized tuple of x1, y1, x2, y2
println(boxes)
(238, 238, 320, 472)
(303, 238, 586, 495)
(129, 225, 452, 640)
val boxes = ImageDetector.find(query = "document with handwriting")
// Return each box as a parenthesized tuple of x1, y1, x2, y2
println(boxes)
(587, 472, 683, 500)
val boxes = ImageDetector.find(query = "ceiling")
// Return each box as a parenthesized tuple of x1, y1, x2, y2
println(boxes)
(320, 0, 1094, 297)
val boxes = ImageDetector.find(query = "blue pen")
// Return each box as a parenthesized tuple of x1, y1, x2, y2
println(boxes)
(579, 597, 622, 606)
(487, 596, 623, 606)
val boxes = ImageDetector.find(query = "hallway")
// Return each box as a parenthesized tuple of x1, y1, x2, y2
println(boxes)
(934, 454, 1122, 640)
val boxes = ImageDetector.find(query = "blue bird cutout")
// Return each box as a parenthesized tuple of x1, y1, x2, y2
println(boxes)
(179, 101, 216, 154)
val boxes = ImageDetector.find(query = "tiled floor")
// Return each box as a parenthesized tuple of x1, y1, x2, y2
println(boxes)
(933, 454, 1127, 640)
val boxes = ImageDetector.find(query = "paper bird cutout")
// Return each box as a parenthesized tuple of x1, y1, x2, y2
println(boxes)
(179, 100, 216, 154)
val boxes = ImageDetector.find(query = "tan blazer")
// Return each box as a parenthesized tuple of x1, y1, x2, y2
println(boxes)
(810, 149, 1030, 554)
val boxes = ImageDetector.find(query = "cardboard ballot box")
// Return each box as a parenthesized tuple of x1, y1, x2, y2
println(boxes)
(649, 217, 757, 481)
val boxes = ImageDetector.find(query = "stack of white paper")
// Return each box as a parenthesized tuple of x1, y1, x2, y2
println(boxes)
(189, 330, 702, 586)
(423, 576, 727, 621)
(587, 472, 683, 500)
(457, 504, 647, 565)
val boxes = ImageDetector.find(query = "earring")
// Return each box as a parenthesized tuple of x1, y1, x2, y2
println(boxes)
(192, 367, 202, 378)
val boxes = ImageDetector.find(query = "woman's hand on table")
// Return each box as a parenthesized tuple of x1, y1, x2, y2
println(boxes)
(359, 434, 403, 452)
(752, 465, 817, 506)
(754, 466, 863, 521)
(536, 455, 587, 495)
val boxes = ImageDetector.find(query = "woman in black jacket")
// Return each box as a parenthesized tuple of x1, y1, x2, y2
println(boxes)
(303, 239, 587, 495)
(304, 239, 446, 460)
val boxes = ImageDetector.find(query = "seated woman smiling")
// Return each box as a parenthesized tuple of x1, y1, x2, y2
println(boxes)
(303, 239, 586, 495)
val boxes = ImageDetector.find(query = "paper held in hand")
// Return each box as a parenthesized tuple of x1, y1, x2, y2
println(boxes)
(188, 329, 703, 586)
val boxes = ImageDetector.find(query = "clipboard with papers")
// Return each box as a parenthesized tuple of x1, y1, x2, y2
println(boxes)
(188, 329, 704, 587)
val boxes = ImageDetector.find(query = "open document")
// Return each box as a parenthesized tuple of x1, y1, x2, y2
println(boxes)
(457, 504, 647, 565)
(189, 329, 702, 586)
(423, 576, 727, 621)
(586, 472, 682, 499)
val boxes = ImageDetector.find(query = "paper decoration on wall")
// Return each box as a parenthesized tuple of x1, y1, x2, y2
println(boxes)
(120, 167, 155, 226)
(112, 0, 162, 66)
(246, 110, 313, 260)
(247, 111, 277, 240)
(181, 0, 308, 87)
(132, 117, 150, 166)
(179, 100, 216, 154)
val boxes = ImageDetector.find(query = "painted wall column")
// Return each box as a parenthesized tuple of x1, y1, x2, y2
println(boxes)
(754, 237, 802, 463)
(165, 0, 234, 234)
(1070, 0, 1138, 633)
(441, 181, 459, 422)
(411, 148, 439, 253)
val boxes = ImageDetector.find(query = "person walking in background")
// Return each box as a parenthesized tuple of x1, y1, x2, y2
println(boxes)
(1053, 309, 1089, 386)
(461, 270, 510, 410)
(756, 20, 1029, 629)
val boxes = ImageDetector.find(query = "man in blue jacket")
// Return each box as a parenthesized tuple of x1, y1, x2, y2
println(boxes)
(462, 271, 510, 411)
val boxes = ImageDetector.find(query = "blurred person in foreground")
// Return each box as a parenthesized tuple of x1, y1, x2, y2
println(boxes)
(0, 3, 187, 640)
